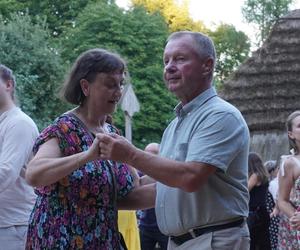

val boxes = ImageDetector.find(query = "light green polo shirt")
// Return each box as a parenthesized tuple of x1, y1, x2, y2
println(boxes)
(156, 87, 250, 236)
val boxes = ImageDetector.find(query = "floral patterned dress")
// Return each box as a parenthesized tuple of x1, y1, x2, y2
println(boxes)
(25, 113, 134, 250)
(277, 157, 300, 250)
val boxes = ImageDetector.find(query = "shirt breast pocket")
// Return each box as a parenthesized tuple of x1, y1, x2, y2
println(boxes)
(175, 143, 188, 161)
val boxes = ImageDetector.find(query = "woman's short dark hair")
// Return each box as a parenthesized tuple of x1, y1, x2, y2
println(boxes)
(61, 48, 126, 105)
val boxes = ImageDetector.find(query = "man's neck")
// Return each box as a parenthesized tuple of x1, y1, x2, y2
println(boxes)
(0, 100, 16, 115)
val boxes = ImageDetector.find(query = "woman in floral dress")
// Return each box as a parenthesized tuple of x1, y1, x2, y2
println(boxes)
(278, 111, 300, 250)
(25, 49, 155, 250)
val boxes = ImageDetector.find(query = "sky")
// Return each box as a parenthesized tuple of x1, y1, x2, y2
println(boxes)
(116, 0, 300, 45)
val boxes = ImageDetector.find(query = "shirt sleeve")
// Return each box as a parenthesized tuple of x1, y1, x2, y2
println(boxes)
(186, 112, 248, 172)
(0, 120, 37, 193)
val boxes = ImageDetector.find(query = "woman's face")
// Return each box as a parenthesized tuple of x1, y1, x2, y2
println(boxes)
(289, 115, 300, 144)
(84, 71, 124, 115)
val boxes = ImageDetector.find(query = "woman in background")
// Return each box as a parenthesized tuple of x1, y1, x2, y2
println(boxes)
(265, 160, 280, 250)
(247, 152, 271, 250)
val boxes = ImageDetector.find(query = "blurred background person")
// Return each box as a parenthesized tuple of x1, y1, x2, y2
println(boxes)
(247, 152, 271, 250)
(0, 64, 38, 249)
(265, 160, 280, 250)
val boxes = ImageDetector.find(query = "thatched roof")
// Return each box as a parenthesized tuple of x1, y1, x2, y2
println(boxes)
(220, 9, 300, 132)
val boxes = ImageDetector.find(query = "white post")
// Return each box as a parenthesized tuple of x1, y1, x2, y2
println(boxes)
(124, 112, 132, 142)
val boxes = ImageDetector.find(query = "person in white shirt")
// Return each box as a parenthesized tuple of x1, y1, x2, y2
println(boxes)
(0, 64, 38, 250)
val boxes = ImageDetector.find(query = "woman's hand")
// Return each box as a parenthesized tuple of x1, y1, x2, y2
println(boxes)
(290, 211, 300, 230)
(270, 205, 279, 218)
(85, 136, 102, 162)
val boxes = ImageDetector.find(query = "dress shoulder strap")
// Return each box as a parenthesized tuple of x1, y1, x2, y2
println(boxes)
(280, 155, 292, 176)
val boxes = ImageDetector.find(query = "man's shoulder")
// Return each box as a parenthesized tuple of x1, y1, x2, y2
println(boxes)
(206, 96, 244, 120)
(6, 108, 38, 132)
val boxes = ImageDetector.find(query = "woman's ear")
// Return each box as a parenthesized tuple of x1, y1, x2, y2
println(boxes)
(80, 79, 90, 97)
(288, 130, 294, 140)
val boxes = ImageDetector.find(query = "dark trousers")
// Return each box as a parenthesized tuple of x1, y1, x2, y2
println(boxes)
(139, 228, 168, 250)
(248, 208, 271, 250)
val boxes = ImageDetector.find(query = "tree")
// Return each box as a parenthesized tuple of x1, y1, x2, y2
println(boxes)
(131, 0, 207, 32)
(210, 24, 250, 87)
(242, 0, 293, 46)
(0, 13, 66, 129)
(0, 0, 106, 37)
(62, 2, 177, 148)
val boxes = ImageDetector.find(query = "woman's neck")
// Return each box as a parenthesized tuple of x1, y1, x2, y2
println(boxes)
(73, 106, 106, 133)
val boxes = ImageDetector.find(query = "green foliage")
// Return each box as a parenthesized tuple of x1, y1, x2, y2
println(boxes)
(62, 2, 177, 148)
(0, 13, 66, 129)
(0, 0, 106, 37)
(131, 0, 207, 32)
(242, 0, 293, 46)
(210, 24, 250, 88)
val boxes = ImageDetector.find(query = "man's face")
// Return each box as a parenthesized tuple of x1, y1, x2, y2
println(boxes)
(0, 77, 7, 105)
(0, 76, 13, 108)
(163, 35, 211, 104)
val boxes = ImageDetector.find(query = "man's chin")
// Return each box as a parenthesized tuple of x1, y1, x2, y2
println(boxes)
(168, 84, 180, 93)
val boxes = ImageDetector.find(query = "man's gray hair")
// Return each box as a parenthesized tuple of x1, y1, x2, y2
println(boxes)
(167, 31, 216, 66)
(0, 64, 16, 100)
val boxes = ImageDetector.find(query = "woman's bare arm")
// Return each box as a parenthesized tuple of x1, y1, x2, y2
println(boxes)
(25, 137, 101, 187)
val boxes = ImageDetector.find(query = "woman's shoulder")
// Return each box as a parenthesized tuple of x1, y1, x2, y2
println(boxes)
(37, 113, 78, 143)
(282, 155, 300, 168)
(280, 155, 300, 178)
(45, 113, 79, 133)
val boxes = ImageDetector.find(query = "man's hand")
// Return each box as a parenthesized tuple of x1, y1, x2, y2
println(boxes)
(97, 133, 136, 163)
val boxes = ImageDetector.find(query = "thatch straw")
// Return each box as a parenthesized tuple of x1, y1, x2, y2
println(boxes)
(220, 9, 300, 132)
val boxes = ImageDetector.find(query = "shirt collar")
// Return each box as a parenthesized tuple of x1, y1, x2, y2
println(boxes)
(174, 87, 217, 117)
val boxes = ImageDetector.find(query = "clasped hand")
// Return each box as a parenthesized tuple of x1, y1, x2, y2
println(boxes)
(96, 133, 134, 163)
(290, 211, 300, 230)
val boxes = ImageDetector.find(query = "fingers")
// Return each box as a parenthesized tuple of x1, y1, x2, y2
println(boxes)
(96, 132, 119, 142)
(290, 214, 300, 229)
(97, 134, 113, 159)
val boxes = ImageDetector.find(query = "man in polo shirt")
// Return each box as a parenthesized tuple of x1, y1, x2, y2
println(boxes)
(98, 31, 250, 249)
(0, 64, 38, 249)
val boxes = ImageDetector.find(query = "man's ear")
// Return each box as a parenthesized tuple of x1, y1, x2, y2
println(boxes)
(4, 79, 14, 91)
(202, 58, 214, 76)
(80, 79, 90, 97)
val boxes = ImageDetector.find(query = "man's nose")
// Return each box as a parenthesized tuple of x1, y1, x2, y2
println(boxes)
(164, 60, 176, 73)
(114, 85, 123, 97)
